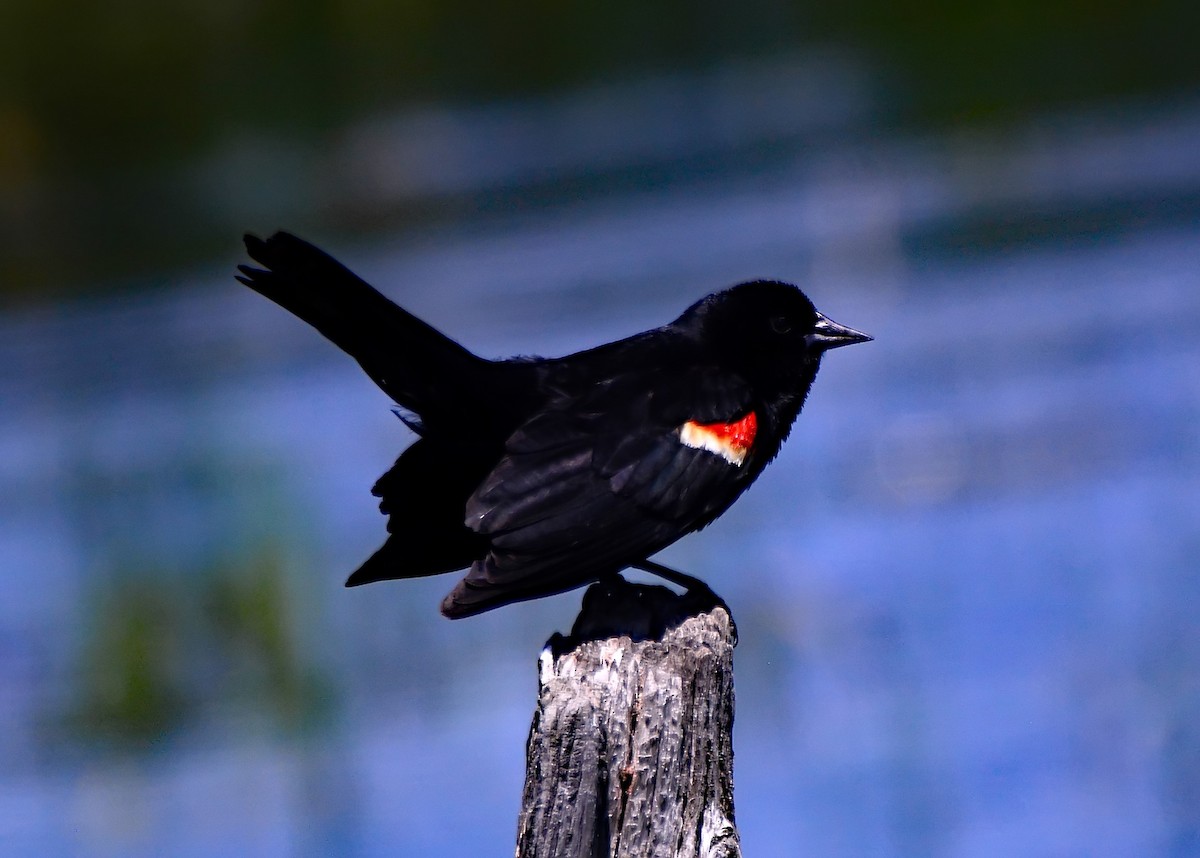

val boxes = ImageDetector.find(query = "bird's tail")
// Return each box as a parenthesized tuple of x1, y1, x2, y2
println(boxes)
(236, 232, 487, 427)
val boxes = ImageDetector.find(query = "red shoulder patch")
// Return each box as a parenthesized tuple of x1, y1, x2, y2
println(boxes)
(679, 411, 757, 465)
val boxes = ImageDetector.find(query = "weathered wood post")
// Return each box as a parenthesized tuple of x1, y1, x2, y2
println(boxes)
(516, 576, 741, 858)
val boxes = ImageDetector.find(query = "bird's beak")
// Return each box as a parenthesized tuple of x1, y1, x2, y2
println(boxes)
(807, 312, 873, 351)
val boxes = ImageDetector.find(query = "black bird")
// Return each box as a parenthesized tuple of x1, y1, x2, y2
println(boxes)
(236, 232, 870, 618)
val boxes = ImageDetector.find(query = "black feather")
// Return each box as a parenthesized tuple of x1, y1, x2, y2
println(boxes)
(235, 236, 870, 618)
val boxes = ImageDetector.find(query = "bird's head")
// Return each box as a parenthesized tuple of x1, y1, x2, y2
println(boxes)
(676, 280, 871, 397)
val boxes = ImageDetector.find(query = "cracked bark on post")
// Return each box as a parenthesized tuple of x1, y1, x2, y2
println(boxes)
(515, 576, 741, 858)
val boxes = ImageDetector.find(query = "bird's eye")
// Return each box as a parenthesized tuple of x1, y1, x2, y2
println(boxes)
(770, 315, 792, 334)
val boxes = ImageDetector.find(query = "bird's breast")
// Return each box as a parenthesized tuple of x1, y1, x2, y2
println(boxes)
(678, 411, 758, 466)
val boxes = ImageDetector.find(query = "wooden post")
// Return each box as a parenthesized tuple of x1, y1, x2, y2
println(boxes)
(516, 576, 741, 858)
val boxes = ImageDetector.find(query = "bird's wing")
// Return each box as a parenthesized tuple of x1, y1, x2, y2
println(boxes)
(443, 369, 757, 616)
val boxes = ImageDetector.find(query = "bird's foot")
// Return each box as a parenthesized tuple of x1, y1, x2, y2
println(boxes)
(630, 560, 737, 643)
(560, 570, 737, 650)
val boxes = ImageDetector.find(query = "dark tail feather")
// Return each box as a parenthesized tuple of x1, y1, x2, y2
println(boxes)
(345, 538, 423, 587)
(346, 534, 474, 587)
(347, 440, 485, 587)
(439, 560, 596, 619)
(237, 232, 485, 422)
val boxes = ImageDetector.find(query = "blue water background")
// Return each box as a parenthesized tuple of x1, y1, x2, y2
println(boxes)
(2, 84, 1199, 856)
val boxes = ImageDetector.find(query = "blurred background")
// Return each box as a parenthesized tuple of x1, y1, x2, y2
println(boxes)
(2, 1, 1199, 855)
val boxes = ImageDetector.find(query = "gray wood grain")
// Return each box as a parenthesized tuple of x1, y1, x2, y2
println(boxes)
(516, 578, 741, 858)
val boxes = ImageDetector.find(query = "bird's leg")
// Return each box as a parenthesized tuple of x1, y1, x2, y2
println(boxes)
(631, 559, 709, 593)
(630, 560, 736, 641)
(630, 558, 726, 605)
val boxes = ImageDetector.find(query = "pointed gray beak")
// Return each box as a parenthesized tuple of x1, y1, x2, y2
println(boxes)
(806, 312, 873, 351)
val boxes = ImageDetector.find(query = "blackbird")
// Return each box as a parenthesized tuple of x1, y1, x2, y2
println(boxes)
(237, 232, 870, 617)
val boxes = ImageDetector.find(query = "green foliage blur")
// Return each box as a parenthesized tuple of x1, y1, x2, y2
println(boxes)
(0, 0, 807, 174)
(1, 0, 1197, 301)
(65, 545, 330, 752)
(827, 0, 1200, 122)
